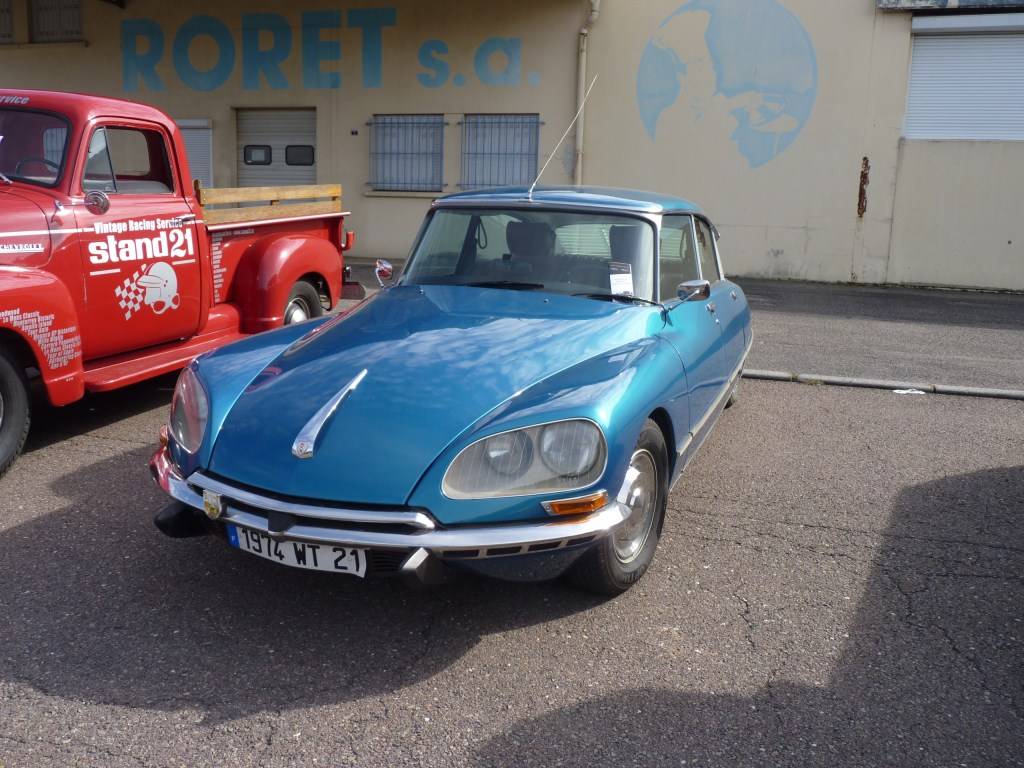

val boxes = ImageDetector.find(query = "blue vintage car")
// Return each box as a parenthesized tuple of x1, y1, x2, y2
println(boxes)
(150, 187, 752, 594)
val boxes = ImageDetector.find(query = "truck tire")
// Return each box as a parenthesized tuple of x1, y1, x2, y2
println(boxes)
(0, 349, 30, 478)
(284, 281, 324, 325)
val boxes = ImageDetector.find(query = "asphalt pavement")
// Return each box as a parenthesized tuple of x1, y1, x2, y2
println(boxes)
(738, 279, 1024, 390)
(1, 377, 1021, 767)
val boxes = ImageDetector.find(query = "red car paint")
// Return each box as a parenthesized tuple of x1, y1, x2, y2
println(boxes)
(0, 89, 354, 407)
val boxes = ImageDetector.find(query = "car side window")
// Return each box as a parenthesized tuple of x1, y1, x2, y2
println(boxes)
(695, 219, 721, 282)
(83, 126, 175, 195)
(659, 216, 700, 301)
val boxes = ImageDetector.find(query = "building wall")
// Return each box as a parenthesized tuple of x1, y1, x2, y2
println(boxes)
(890, 140, 1024, 289)
(585, 0, 913, 285)
(0, 0, 1020, 289)
(0, 0, 586, 261)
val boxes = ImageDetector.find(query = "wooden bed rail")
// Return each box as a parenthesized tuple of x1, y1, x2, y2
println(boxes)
(194, 181, 343, 226)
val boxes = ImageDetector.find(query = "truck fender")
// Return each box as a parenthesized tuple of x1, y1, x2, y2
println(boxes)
(231, 233, 343, 334)
(0, 267, 85, 406)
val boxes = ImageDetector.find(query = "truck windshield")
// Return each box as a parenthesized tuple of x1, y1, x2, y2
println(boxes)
(0, 109, 69, 188)
(402, 208, 656, 301)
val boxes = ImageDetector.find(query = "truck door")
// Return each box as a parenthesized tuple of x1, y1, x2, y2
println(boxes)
(74, 123, 202, 360)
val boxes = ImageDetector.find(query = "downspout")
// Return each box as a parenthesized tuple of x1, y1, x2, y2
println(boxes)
(574, 0, 602, 186)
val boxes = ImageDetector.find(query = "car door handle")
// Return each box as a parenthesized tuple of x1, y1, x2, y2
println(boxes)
(730, 290, 737, 301)
(706, 302, 716, 313)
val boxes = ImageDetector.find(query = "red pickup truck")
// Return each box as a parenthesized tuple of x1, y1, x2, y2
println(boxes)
(0, 89, 361, 475)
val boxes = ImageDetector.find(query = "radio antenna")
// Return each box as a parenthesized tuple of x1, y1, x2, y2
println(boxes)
(528, 74, 598, 200)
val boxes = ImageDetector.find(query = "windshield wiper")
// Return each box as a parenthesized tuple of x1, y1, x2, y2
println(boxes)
(0, 171, 11, 185)
(465, 280, 546, 291)
(574, 292, 663, 308)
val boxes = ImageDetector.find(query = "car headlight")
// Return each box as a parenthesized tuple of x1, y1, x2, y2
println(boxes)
(442, 419, 606, 499)
(169, 366, 209, 454)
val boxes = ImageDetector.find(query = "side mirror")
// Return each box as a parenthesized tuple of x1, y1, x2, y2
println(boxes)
(341, 229, 356, 253)
(84, 190, 110, 215)
(677, 279, 711, 302)
(374, 259, 394, 288)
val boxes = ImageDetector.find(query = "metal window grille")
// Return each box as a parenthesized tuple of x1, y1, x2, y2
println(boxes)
(31, 0, 81, 43)
(460, 114, 540, 189)
(0, 0, 13, 43)
(369, 115, 444, 192)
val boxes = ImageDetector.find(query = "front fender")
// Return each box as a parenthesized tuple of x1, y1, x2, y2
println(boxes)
(407, 336, 687, 526)
(232, 233, 342, 334)
(0, 267, 84, 406)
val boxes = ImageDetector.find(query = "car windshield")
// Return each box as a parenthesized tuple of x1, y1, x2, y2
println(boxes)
(402, 208, 656, 301)
(0, 109, 69, 187)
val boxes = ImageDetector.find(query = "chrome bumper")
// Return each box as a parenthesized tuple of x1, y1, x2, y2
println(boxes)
(150, 447, 629, 561)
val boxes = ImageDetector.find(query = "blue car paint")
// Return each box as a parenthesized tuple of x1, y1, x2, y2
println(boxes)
(168, 317, 331, 478)
(440, 185, 705, 216)
(176, 187, 751, 533)
(206, 285, 672, 512)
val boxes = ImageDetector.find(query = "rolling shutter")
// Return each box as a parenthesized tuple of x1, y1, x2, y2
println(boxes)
(905, 26, 1024, 140)
(236, 109, 317, 187)
(177, 120, 213, 190)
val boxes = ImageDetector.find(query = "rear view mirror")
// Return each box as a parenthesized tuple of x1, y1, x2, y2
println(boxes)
(678, 279, 711, 302)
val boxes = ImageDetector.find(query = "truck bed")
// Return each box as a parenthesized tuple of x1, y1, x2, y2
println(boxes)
(196, 183, 345, 227)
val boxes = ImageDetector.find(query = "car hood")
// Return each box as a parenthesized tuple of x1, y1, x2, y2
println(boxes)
(0, 188, 51, 268)
(207, 285, 660, 505)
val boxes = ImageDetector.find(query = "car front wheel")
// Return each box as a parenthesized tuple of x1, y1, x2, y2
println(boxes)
(284, 280, 324, 325)
(0, 347, 30, 478)
(568, 418, 668, 596)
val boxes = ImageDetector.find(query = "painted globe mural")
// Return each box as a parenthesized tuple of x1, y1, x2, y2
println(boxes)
(637, 0, 818, 168)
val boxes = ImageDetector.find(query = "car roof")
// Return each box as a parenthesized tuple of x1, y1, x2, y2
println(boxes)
(436, 186, 706, 217)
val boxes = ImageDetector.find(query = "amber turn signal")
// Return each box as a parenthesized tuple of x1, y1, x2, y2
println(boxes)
(158, 424, 170, 448)
(543, 491, 609, 517)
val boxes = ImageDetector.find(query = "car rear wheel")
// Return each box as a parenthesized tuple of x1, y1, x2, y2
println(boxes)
(725, 376, 740, 408)
(284, 281, 324, 325)
(568, 419, 668, 596)
(0, 348, 31, 478)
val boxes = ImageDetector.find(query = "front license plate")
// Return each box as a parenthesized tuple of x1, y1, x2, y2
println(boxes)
(227, 524, 367, 578)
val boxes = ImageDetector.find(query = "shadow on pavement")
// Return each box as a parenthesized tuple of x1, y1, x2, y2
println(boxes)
(0, 448, 602, 722)
(24, 373, 178, 455)
(474, 466, 1024, 766)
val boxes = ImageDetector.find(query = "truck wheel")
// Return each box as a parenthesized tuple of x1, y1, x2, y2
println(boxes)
(567, 419, 668, 596)
(284, 281, 324, 325)
(0, 349, 30, 478)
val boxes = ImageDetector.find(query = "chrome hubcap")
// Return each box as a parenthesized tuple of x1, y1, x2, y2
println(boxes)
(284, 298, 311, 325)
(612, 449, 658, 564)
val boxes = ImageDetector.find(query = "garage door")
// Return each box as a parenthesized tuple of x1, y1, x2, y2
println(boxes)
(177, 119, 213, 190)
(904, 15, 1024, 140)
(236, 109, 317, 187)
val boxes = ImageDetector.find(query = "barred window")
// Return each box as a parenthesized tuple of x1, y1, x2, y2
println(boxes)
(31, 0, 81, 43)
(460, 114, 540, 190)
(369, 115, 444, 193)
(0, 0, 13, 44)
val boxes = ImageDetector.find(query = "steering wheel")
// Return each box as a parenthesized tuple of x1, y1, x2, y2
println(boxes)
(14, 157, 60, 175)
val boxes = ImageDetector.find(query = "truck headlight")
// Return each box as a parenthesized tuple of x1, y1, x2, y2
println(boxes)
(169, 366, 209, 454)
(442, 419, 606, 500)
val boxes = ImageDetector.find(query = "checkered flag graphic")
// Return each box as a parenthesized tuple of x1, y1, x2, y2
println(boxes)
(114, 271, 144, 320)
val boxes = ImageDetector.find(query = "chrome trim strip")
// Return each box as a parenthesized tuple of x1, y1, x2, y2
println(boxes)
(165, 470, 628, 558)
(291, 368, 368, 459)
(186, 470, 435, 530)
